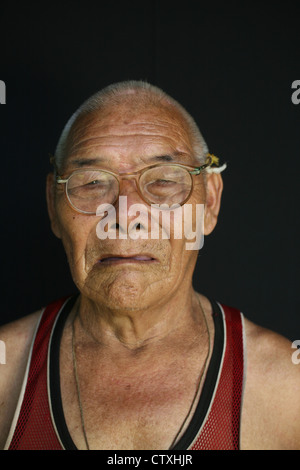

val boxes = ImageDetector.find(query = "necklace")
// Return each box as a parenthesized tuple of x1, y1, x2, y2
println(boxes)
(168, 297, 211, 448)
(71, 296, 211, 451)
(71, 312, 90, 450)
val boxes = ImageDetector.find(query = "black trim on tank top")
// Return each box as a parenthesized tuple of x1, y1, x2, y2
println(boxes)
(172, 299, 224, 450)
(49, 296, 224, 451)
(49, 295, 78, 450)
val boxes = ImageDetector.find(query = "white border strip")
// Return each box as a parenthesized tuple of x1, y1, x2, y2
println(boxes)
(239, 312, 247, 450)
(4, 309, 45, 450)
(188, 303, 227, 449)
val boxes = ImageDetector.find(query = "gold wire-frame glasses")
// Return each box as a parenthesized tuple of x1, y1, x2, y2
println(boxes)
(53, 155, 213, 215)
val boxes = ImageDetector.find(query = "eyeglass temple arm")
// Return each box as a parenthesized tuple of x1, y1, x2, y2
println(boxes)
(189, 155, 214, 175)
(49, 154, 62, 181)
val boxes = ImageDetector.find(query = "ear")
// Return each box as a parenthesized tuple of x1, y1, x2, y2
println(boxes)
(46, 173, 62, 239)
(204, 173, 223, 235)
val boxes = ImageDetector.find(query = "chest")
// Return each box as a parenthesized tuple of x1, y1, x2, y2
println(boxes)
(60, 349, 205, 450)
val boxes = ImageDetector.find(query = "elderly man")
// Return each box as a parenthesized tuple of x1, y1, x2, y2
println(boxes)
(0, 81, 299, 450)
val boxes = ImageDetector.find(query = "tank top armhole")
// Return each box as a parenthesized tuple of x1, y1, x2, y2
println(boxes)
(3, 309, 45, 450)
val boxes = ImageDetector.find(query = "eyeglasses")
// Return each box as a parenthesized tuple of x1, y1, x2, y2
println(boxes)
(55, 156, 213, 215)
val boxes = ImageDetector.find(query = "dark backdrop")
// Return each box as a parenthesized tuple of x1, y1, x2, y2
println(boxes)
(1, 1, 299, 340)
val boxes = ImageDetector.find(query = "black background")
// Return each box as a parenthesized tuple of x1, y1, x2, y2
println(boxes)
(0, 1, 299, 340)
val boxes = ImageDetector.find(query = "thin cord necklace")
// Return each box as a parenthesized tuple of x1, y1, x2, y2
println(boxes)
(71, 312, 90, 450)
(71, 296, 210, 451)
(168, 297, 211, 448)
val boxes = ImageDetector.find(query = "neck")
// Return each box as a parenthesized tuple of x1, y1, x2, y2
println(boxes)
(72, 287, 206, 352)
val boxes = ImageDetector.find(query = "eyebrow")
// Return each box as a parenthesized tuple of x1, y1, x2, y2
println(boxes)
(68, 154, 176, 167)
(69, 157, 104, 167)
(149, 155, 174, 162)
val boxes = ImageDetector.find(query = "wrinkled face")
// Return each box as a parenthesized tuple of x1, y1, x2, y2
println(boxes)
(47, 96, 222, 311)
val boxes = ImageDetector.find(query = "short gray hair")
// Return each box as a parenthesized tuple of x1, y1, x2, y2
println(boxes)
(54, 80, 209, 171)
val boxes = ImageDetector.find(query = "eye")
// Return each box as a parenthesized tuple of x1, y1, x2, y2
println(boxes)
(151, 179, 177, 186)
(86, 179, 102, 185)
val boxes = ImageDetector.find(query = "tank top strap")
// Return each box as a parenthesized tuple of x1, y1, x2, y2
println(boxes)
(190, 302, 245, 450)
(6, 296, 75, 450)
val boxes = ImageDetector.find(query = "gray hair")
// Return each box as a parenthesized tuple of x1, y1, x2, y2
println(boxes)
(54, 80, 209, 171)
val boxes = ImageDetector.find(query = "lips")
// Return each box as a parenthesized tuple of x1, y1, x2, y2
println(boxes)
(98, 254, 157, 264)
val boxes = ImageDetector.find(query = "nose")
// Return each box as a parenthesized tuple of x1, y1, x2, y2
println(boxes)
(114, 176, 150, 237)
(117, 176, 144, 206)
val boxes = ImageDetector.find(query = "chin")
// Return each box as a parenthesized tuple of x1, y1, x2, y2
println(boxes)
(105, 282, 142, 310)
(81, 271, 153, 311)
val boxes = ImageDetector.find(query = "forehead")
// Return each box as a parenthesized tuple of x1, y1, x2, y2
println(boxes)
(64, 97, 195, 167)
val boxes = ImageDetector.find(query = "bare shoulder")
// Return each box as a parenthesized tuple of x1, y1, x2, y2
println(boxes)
(0, 310, 42, 449)
(241, 316, 300, 450)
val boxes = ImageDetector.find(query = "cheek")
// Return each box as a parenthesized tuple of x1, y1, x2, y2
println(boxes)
(191, 180, 206, 205)
(169, 237, 197, 272)
(56, 209, 100, 277)
(184, 183, 206, 240)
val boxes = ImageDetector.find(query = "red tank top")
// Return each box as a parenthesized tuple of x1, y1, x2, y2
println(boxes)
(5, 296, 245, 450)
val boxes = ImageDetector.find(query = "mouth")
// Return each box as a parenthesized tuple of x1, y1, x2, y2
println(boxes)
(98, 254, 158, 265)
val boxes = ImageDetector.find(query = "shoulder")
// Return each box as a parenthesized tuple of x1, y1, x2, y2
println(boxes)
(0, 310, 42, 448)
(0, 310, 42, 371)
(241, 316, 300, 450)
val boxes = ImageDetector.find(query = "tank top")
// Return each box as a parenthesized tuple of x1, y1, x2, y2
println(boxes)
(4, 295, 246, 450)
